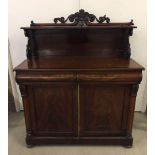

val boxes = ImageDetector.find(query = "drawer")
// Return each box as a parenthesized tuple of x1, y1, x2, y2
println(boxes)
(16, 70, 142, 83)
(77, 71, 142, 83)
(15, 71, 77, 83)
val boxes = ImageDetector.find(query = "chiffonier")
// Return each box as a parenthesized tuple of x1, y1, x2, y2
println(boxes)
(14, 9, 144, 147)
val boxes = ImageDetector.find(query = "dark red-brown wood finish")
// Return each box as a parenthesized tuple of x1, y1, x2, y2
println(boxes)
(15, 9, 144, 147)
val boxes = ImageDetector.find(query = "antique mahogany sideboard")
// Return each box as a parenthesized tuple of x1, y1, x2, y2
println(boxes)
(14, 10, 144, 147)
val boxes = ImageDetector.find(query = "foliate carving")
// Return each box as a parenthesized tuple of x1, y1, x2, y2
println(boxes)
(24, 30, 33, 59)
(54, 9, 110, 26)
(128, 28, 133, 36)
(24, 30, 29, 37)
(26, 38, 32, 59)
(131, 85, 139, 96)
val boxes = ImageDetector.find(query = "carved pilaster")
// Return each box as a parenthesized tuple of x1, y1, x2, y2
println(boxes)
(131, 84, 139, 96)
(24, 29, 36, 59)
(26, 129, 32, 137)
(127, 84, 139, 134)
(19, 85, 32, 140)
(24, 30, 32, 59)
(26, 38, 32, 59)
(127, 43, 131, 58)
(19, 85, 27, 97)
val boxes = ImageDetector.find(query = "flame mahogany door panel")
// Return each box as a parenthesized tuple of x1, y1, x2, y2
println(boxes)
(79, 83, 130, 137)
(28, 83, 78, 137)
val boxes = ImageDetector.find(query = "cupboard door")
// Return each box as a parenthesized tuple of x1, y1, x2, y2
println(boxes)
(28, 83, 78, 136)
(79, 83, 130, 136)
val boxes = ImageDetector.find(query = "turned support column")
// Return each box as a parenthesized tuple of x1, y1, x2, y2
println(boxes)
(127, 84, 139, 134)
(19, 85, 32, 146)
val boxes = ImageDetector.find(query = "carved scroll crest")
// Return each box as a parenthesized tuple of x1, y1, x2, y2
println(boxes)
(54, 9, 110, 26)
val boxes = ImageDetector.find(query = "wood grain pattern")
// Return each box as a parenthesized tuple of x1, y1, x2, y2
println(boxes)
(28, 83, 78, 137)
(28, 83, 77, 136)
(22, 15, 136, 60)
(79, 83, 130, 136)
(14, 57, 144, 71)
(15, 16, 144, 147)
(33, 29, 129, 58)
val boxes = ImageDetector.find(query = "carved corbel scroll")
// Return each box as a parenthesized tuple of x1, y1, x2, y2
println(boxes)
(24, 30, 32, 59)
(24, 28, 36, 59)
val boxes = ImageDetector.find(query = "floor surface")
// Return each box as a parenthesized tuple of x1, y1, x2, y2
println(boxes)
(8, 112, 147, 155)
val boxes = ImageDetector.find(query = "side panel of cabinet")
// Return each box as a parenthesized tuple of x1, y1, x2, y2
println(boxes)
(79, 83, 130, 136)
(28, 82, 78, 137)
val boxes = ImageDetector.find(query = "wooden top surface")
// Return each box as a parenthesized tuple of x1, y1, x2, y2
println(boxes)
(14, 56, 144, 71)
(21, 25, 136, 30)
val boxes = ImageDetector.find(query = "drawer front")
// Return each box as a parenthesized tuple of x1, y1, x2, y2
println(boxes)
(78, 71, 142, 83)
(16, 70, 142, 83)
(16, 72, 77, 82)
